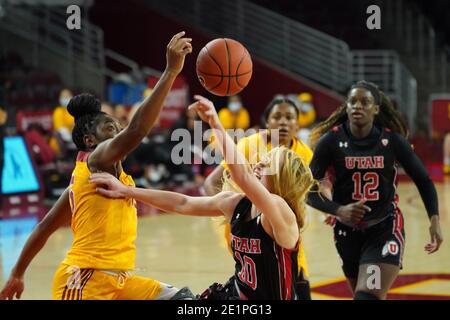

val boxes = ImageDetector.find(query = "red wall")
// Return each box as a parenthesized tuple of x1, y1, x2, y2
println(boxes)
(90, 0, 343, 125)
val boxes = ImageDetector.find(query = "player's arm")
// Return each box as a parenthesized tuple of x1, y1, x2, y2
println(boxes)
(204, 137, 249, 195)
(89, 172, 239, 217)
(89, 32, 192, 169)
(393, 133, 442, 253)
(203, 165, 224, 195)
(0, 189, 72, 300)
(307, 133, 370, 224)
(190, 95, 298, 249)
(307, 133, 341, 214)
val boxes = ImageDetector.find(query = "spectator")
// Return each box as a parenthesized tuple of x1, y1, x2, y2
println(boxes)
(296, 92, 316, 146)
(444, 132, 450, 175)
(218, 95, 250, 130)
(170, 106, 210, 187)
(101, 101, 114, 116)
(114, 104, 129, 128)
(50, 89, 76, 157)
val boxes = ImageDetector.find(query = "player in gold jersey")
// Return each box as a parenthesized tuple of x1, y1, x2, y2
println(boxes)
(0, 32, 193, 300)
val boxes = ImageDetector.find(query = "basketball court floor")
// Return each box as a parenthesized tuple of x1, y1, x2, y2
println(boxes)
(1, 181, 449, 300)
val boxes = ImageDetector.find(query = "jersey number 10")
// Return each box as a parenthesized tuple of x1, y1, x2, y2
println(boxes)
(235, 252, 257, 290)
(352, 172, 380, 201)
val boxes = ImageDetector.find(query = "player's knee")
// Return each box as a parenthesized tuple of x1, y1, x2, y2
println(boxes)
(354, 290, 380, 300)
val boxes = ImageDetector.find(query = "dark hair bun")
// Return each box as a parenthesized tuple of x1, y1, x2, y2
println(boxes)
(67, 93, 101, 120)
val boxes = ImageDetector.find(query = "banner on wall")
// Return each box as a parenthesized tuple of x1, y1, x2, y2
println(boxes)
(148, 75, 189, 129)
(430, 95, 450, 134)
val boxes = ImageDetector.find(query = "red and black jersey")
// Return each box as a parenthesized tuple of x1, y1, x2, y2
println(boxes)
(308, 122, 438, 221)
(230, 197, 298, 300)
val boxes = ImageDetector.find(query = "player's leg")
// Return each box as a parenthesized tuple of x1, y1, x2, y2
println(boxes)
(52, 264, 117, 300)
(117, 275, 194, 300)
(354, 214, 405, 300)
(354, 263, 400, 299)
(198, 277, 240, 300)
(333, 221, 362, 295)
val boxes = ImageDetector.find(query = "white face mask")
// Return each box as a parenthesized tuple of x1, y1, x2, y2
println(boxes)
(60, 97, 72, 107)
(228, 102, 242, 112)
(300, 102, 313, 112)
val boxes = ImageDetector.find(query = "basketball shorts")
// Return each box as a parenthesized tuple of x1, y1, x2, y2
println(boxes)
(52, 263, 179, 300)
(333, 211, 405, 279)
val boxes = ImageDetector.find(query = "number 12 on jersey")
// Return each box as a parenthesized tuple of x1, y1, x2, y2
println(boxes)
(352, 172, 379, 201)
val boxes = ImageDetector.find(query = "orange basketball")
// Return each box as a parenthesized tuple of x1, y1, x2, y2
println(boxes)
(196, 38, 253, 96)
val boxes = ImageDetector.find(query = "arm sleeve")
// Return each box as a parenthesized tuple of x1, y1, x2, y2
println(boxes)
(307, 132, 342, 215)
(393, 133, 439, 218)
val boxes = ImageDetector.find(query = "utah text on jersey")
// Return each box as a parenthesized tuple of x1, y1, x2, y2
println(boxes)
(345, 156, 385, 169)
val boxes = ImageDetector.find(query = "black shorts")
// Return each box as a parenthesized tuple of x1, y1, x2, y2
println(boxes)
(333, 210, 405, 279)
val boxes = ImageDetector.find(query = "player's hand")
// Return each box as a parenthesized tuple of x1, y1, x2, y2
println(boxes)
(0, 275, 24, 300)
(89, 172, 130, 199)
(425, 215, 443, 254)
(188, 95, 220, 128)
(323, 214, 337, 226)
(336, 199, 371, 224)
(166, 31, 192, 75)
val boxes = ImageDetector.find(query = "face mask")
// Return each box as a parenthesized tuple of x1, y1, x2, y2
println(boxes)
(60, 97, 72, 107)
(228, 102, 242, 112)
(300, 102, 313, 112)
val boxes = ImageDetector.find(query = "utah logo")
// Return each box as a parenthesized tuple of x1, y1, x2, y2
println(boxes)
(382, 241, 399, 257)
(382, 139, 389, 146)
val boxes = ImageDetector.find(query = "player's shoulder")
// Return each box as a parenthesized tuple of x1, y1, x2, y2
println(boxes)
(320, 125, 341, 142)
(216, 191, 246, 220)
(382, 127, 405, 140)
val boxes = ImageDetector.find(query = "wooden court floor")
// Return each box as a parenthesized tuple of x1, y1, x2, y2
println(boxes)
(1, 181, 449, 300)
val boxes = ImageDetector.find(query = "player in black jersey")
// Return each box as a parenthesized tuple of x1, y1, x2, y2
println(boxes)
(88, 95, 315, 300)
(308, 81, 443, 300)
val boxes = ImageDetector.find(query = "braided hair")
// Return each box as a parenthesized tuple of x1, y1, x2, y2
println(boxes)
(310, 80, 409, 149)
(67, 93, 105, 151)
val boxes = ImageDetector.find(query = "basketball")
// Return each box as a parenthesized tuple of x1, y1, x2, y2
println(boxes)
(196, 38, 253, 96)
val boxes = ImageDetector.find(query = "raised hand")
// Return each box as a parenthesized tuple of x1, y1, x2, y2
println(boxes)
(166, 31, 193, 75)
(188, 95, 220, 128)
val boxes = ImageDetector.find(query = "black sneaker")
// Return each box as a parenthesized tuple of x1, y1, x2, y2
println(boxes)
(170, 287, 196, 300)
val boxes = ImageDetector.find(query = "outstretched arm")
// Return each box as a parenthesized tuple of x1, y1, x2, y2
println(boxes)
(189, 96, 298, 249)
(89, 172, 238, 218)
(0, 189, 72, 300)
(89, 32, 192, 170)
(393, 133, 443, 253)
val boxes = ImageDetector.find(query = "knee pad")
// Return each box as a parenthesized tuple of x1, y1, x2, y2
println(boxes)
(354, 291, 379, 300)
